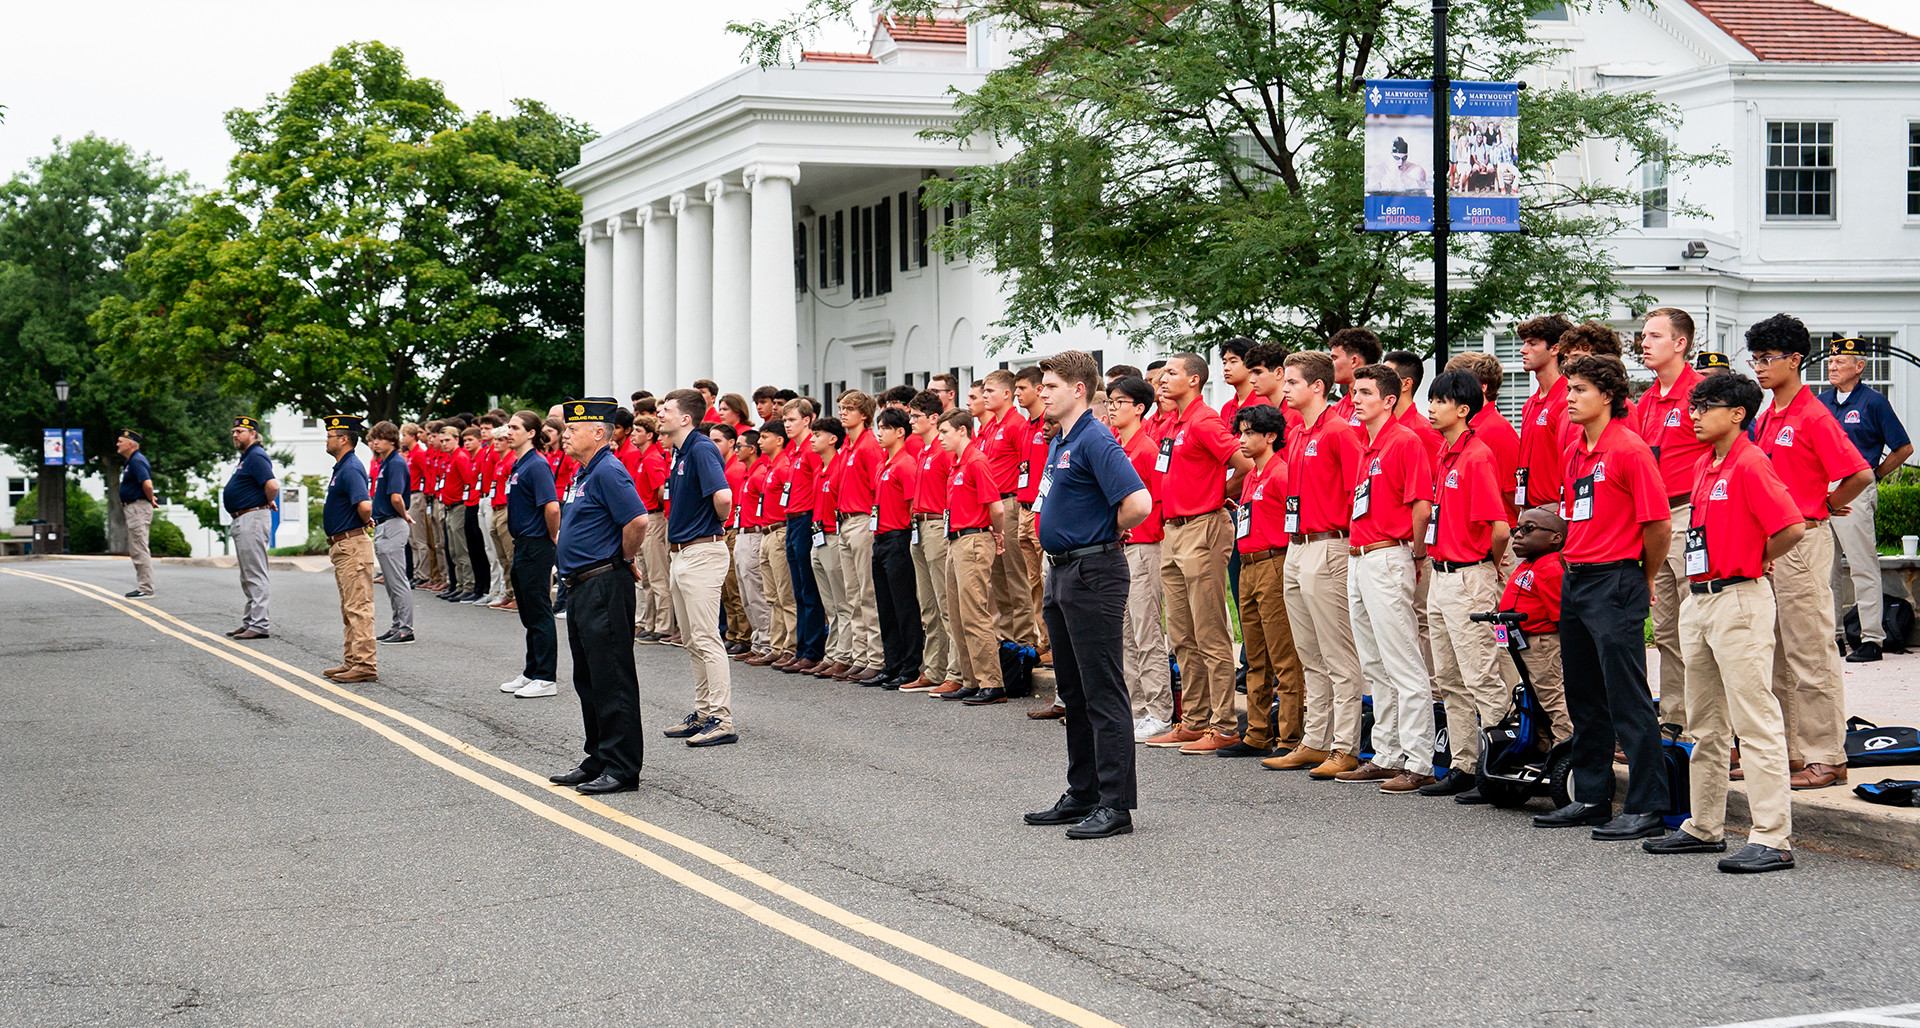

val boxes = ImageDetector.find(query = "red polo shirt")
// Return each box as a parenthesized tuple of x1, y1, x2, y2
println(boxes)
(1395, 403, 1444, 471)
(462, 446, 485, 506)
(1236, 454, 1288, 554)
(814, 449, 841, 531)
(981, 407, 1026, 495)
(1690, 435, 1803, 581)
(761, 454, 790, 522)
(1160, 397, 1240, 517)
(492, 447, 512, 503)
(1558, 419, 1668, 563)
(1348, 420, 1433, 547)
(638, 446, 669, 513)
(737, 458, 763, 528)
(545, 450, 579, 496)
(1627, 364, 1710, 499)
(406, 444, 428, 492)
(1118, 426, 1165, 545)
(837, 430, 883, 515)
(875, 447, 918, 531)
(439, 449, 472, 505)
(1219, 389, 1264, 429)
(615, 439, 644, 502)
(914, 441, 953, 514)
(1017, 413, 1047, 503)
(1471, 404, 1521, 522)
(1499, 554, 1564, 634)
(1285, 405, 1364, 534)
(1517, 375, 1570, 508)
(782, 441, 819, 517)
(903, 432, 925, 459)
(1332, 391, 1360, 428)
(1753, 385, 1870, 520)
(1430, 430, 1509, 563)
(948, 448, 999, 531)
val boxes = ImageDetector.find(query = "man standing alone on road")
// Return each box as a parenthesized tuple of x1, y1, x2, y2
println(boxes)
(658, 389, 738, 749)
(223, 416, 278, 640)
(117, 429, 157, 599)
(320, 415, 378, 684)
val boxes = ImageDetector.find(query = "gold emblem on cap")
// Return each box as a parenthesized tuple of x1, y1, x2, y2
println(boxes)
(573, 403, 585, 415)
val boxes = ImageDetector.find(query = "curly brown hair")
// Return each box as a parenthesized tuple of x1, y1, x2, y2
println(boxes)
(1562, 354, 1632, 420)
(1556, 320, 1623, 360)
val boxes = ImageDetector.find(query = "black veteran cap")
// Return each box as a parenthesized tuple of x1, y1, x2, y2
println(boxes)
(233, 415, 261, 431)
(324, 414, 366, 434)
(119, 428, 144, 444)
(1694, 351, 1731, 371)
(564, 397, 620, 423)
(1829, 337, 1869, 358)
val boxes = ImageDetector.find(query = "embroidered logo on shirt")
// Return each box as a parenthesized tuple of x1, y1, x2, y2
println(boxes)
(1592, 462, 1606, 482)
(1845, 410, 1862, 424)
(1445, 470, 1460, 488)
(1775, 426, 1795, 446)
(1710, 480, 1729, 500)
(1369, 458, 1383, 476)
(1056, 450, 1071, 468)
(1664, 410, 1682, 428)
(1305, 441, 1319, 457)
(1517, 570, 1534, 589)
(1535, 411, 1549, 425)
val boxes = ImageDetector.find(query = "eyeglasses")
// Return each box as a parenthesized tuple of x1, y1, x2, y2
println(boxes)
(1687, 401, 1735, 414)
(1747, 354, 1796, 369)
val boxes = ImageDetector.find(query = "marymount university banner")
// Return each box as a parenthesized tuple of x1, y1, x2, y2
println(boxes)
(1364, 79, 1522, 233)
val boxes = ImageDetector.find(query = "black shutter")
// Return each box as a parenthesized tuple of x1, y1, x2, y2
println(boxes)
(794, 222, 807, 291)
(861, 205, 875, 298)
(897, 191, 910, 271)
(916, 186, 930, 267)
(817, 215, 828, 288)
(876, 195, 892, 295)
(831, 211, 844, 287)
(850, 207, 864, 299)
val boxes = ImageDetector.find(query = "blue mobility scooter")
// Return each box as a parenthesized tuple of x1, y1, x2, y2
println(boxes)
(1468, 610, 1575, 809)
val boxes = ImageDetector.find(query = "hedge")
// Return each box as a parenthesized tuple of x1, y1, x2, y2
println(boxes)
(150, 514, 193, 557)
(1877, 482, 1920, 546)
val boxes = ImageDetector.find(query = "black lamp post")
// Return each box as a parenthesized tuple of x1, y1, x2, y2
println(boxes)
(44, 378, 71, 554)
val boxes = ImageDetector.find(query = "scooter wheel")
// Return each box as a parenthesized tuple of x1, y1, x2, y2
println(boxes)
(1547, 751, 1576, 809)
(1474, 773, 1530, 809)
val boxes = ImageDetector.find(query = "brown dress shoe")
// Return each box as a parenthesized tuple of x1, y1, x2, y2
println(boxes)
(835, 665, 871, 681)
(1263, 746, 1330, 770)
(850, 668, 887, 685)
(1307, 750, 1360, 780)
(1028, 703, 1067, 720)
(1145, 726, 1206, 748)
(1789, 762, 1847, 790)
(1179, 731, 1242, 754)
(1334, 760, 1399, 783)
(787, 659, 820, 674)
(1037, 649, 1053, 668)
(769, 654, 797, 669)
(746, 652, 778, 666)
(327, 668, 378, 683)
(898, 676, 937, 692)
(1380, 771, 1438, 794)
(928, 681, 966, 697)
(323, 665, 349, 678)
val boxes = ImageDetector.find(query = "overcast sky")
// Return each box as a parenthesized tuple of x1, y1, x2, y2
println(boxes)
(2, 0, 1916, 190)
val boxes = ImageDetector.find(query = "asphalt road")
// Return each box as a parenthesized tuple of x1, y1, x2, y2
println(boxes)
(2, 557, 1917, 1028)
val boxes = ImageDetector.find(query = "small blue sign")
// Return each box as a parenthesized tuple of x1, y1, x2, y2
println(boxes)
(1364, 80, 1437, 232)
(64, 429, 84, 466)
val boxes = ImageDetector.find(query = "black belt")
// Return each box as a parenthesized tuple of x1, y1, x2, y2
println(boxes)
(1000, 491, 1017, 500)
(513, 533, 551, 542)
(1668, 493, 1690, 510)
(948, 526, 990, 541)
(372, 515, 396, 524)
(1566, 559, 1640, 573)
(1165, 508, 1223, 527)
(561, 558, 628, 587)
(876, 526, 911, 537)
(1432, 556, 1491, 573)
(1689, 575, 1753, 595)
(1018, 500, 1034, 511)
(1046, 542, 1119, 567)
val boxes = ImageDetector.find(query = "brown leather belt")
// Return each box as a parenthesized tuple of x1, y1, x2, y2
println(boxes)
(740, 526, 763, 535)
(1240, 546, 1284, 565)
(915, 512, 944, 522)
(231, 504, 273, 517)
(326, 527, 370, 545)
(668, 534, 724, 553)
(1348, 539, 1407, 557)
(1804, 517, 1826, 527)
(1164, 508, 1223, 528)
(1289, 530, 1347, 545)
(1668, 493, 1690, 510)
(561, 559, 626, 587)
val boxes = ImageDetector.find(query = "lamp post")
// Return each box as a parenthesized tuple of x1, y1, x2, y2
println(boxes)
(44, 378, 71, 554)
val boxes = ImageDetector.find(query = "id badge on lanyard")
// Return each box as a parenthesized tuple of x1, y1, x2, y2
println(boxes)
(1233, 504, 1252, 540)
(781, 481, 792, 505)
(1155, 438, 1173, 474)
(1017, 459, 1030, 490)
(1283, 495, 1301, 534)
(1034, 472, 1052, 514)
(1426, 500, 1439, 545)
(1685, 524, 1709, 577)
(812, 527, 826, 549)
(756, 493, 765, 517)
(1570, 473, 1595, 522)
(1514, 468, 1528, 508)
(1351, 478, 1371, 520)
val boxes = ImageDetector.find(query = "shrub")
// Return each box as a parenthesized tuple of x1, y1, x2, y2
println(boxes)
(149, 514, 193, 557)
(1877, 482, 1920, 546)
(15, 482, 108, 553)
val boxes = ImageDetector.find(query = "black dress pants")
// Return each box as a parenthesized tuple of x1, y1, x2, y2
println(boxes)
(1041, 547, 1136, 810)
(1560, 561, 1668, 813)
(464, 505, 490, 595)
(565, 567, 643, 781)
(872, 528, 923, 680)
(513, 535, 556, 681)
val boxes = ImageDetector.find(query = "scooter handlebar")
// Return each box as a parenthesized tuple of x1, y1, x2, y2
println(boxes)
(1470, 610, 1525, 626)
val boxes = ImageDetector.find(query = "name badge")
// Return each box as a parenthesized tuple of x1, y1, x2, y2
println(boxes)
(1514, 468, 1528, 507)
(812, 527, 826, 549)
(1283, 495, 1301, 535)
(781, 482, 792, 505)
(1351, 478, 1371, 520)
(1426, 500, 1439, 545)
(1685, 525, 1709, 577)
(1233, 504, 1252, 540)
(1570, 473, 1595, 522)
(1155, 438, 1173, 473)
(1017, 460, 1030, 490)
(756, 494, 765, 517)
(912, 525, 921, 546)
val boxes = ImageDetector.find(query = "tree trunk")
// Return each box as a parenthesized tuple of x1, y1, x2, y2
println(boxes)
(36, 465, 67, 555)
(104, 450, 128, 554)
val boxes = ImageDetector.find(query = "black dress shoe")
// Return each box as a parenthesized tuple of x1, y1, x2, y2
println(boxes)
(232, 628, 270, 640)
(1718, 842, 1795, 873)
(939, 685, 980, 702)
(548, 765, 598, 786)
(1453, 787, 1491, 805)
(1419, 768, 1477, 796)
(225, 627, 245, 637)
(574, 773, 638, 795)
(1533, 802, 1611, 828)
(962, 687, 1008, 705)
(1065, 806, 1133, 839)
(1592, 812, 1667, 841)
(1024, 793, 1098, 826)
(1846, 641, 1883, 663)
(385, 633, 416, 645)
(1212, 741, 1274, 758)
(1643, 830, 1727, 854)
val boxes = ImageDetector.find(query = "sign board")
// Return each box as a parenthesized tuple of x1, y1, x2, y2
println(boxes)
(279, 483, 305, 529)
(1364, 79, 1522, 232)
(43, 428, 84, 466)
(1364, 79, 1437, 231)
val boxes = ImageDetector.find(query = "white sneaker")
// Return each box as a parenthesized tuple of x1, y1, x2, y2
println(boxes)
(1134, 717, 1172, 743)
(553, 609, 567, 619)
(514, 679, 557, 698)
(500, 674, 530, 693)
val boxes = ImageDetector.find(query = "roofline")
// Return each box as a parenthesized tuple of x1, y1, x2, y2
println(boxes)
(1593, 58, 1920, 99)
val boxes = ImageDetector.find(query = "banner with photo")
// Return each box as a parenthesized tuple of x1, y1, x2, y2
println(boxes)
(1364, 79, 1522, 233)
(1363, 79, 1436, 231)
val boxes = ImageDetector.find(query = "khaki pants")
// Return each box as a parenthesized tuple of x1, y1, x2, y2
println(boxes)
(1681, 579, 1792, 850)
(1123, 542, 1174, 722)
(1411, 553, 1432, 676)
(735, 529, 770, 652)
(1651, 504, 1691, 729)
(444, 503, 474, 594)
(642, 512, 674, 634)
(838, 512, 882, 667)
(990, 501, 1038, 646)
(478, 500, 503, 599)
(813, 527, 851, 665)
(1524, 631, 1573, 745)
(1162, 510, 1237, 736)
(408, 492, 439, 582)
(1238, 552, 1301, 749)
(1019, 506, 1049, 655)
(1429, 561, 1508, 772)
(329, 531, 378, 674)
(1349, 545, 1433, 776)
(1832, 479, 1883, 646)
(1770, 525, 1847, 766)
(1285, 535, 1363, 754)
(125, 497, 154, 593)
(760, 526, 794, 656)
(491, 506, 515, 603)
(722, 528, 749, 644)
(670, 540, 733, 725)
(911, 516, 959, 683)
(947, 531, 1002, 690)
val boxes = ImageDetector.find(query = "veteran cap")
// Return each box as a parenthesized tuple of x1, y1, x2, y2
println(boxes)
(233, 415, 261, 432)
(1829, 337, 1870, 358)
(1694, 351, 1731, 371)
(564, 397, 620, 423)
(324, 414, 366, 434)
(119, 428, 144, 444)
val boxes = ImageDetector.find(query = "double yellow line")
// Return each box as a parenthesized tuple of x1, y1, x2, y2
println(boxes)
(4, 567, 1128, 1028)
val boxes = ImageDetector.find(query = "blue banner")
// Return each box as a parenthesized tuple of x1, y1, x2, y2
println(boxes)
(1365, 79, 1522, 233)
(1364, 79, 1436, 231)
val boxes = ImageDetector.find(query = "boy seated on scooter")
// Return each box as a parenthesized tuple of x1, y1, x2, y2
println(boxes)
(1499, 507, 1573, 745)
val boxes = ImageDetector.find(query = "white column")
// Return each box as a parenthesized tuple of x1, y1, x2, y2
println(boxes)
(609, 211, 644, 402)
(746, 162, 801, 391)
(671, 190, 714, 387)
(641, 203, 677, 391)
(707, 178, 752, 395)
(582, 223, 613, 396)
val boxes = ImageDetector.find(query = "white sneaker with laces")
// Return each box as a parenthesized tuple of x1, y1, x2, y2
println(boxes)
(1134, 716, 1171, 743)
(514, 679, 557, 698)
(500, 674, 530, 693)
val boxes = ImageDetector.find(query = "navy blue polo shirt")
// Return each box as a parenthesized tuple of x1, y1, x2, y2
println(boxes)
(120, 451, 151, 502)
(323, 451, 371, 536)
(1820, 385, 1910, 467)
(667, 431, 730, 544)
(1036, 408, 1146, 553)
(222, 444, 275, 514)
(370, 452, 410, 522)
(505, 447, 558, 539)
(556, 445, 645, 574)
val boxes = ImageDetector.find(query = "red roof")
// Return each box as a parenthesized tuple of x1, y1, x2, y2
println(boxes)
(1685, 0, 1920, 62)
(800, 50, 879, 64)
(879, 15, 968, 45)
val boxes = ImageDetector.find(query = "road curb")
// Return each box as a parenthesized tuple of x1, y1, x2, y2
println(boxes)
(1615, 764, 1920, 867)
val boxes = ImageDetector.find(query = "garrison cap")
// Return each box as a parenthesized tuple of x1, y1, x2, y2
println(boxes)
(1829, 337, 1870, 358)
(564, 397, 620, 424)
(233, 415, 261, 431)
(1694, 351, 1731, 371)
(324, 414, 365, 434)
(119, 428, 144, 444)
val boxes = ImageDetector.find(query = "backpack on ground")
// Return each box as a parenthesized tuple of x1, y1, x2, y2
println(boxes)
(1842, 595, 1914, 654)
(1853, 779, 1920, 807)
(1845, 717, 1920, 767)
(998, 640, 1038, 699)
(1661, 732, 1692, 829)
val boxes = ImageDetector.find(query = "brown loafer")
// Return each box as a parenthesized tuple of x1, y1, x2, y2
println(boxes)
(786, 658, 820, 674)
(769, 655, 797, 670)
(1334, 760, 1399, 783)
(323, 665, 349, 678)
(1263, 746, 1330, 770)
(327, 668, 378, 683)
(1027, 703, 1066, 720)
(1308, 750, 1361, 780)
(898, 675, 937, 692)
(928, 681, 966, 697)
(1789, 762, 1847, 790)
(1380, 771, 1437, 794)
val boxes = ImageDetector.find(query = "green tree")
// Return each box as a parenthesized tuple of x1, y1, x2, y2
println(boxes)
(733, 0, 1716, 354)
(95, 42, 591, 426)
(0, 135, 235, 552)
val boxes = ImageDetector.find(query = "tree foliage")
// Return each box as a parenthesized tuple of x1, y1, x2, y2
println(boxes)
(733, 0, 1718, 354)
(95, 42, 591, 425)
